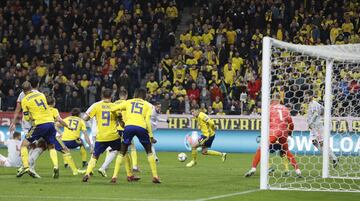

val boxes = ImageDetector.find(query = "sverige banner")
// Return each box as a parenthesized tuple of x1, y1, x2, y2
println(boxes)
(0, 127, 359, 155)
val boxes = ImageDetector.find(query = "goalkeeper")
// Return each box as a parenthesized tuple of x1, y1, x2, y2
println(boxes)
(307, 95, 339, 168)
(186, 106, 227, 167)
(245, 94, 301, 178)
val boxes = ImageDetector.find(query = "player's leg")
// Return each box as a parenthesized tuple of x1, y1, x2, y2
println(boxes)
(29, 141, 45, 171)
(281, 140, 301, 177)
(133, 126, 160, 183)
(130, 141, 139, 171)
(199, 135, 226, 162)
(312, 128, 339, 168)
(83, 141, 109, 182)
(54, 139, 83, 176)
(17, 127, 36, 177)
(28, 141, 46, 178)
(112, 128, 140, 182)
(245, 136, 277, 177)
(151, 144, 159, 163)
(280, 152, 290, 176)
(0, 154, 8, 167)
(78, 139, 88, 167)
(98, 148, 117, 177)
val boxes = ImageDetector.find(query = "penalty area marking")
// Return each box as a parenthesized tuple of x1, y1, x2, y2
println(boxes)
(194, 189, 260, 201)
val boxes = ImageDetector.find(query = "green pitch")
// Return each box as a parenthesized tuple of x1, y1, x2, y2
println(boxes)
(0, 149, 358, 201)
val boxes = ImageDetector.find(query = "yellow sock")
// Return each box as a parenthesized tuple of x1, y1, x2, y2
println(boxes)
(62, 154, 68, 165)
(130, 143, 138, 168)
(112, 154, 124, 178)
(192, 148, 198, 162)
(124, 154, 133, 177)
(282, 156, 289, 172)
(147, 154, 158, 178)
(85, 157, 97, 175)
(63, 153, 78, 173)
(20, 147, 29, 168)
(80, 146, 87, 162)
(49, 148, 58, 169)
(206, 150, 222, 156)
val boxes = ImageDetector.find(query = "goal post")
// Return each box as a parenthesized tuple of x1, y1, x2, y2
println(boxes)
(260, 36, 360, 192)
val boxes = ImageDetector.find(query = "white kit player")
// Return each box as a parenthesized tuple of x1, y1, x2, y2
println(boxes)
(9, 77, 44, 178)
(149, 102, 168, 162)
(0, 132, 22, 167)
(307, 96, 339, 168)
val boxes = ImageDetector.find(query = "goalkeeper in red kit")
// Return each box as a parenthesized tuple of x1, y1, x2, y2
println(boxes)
(245, 94, 302, 178)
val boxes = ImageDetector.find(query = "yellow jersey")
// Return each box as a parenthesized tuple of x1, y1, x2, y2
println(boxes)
(62, 116, 87, 141)
(113, 99, 126, 131)
(21, 91, 54, 126)
(111, 98, 153, 137)
(86, 101, 119, 142)
(197, 112, 215, 137)
(49, 106, 60, 121)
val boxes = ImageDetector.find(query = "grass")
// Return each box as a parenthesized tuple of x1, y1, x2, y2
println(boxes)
(0, 149, 359, 201)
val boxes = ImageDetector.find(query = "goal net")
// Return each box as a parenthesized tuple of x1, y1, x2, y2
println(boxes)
(260, 37, 360, 192)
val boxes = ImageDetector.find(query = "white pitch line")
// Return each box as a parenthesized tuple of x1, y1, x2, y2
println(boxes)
(193, 189, 260, 201)
(0, 195, 192, 201)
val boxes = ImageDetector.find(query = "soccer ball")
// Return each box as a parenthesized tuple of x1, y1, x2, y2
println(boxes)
(177, 152, 187, 162)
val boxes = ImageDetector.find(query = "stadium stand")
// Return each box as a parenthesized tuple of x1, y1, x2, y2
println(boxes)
(0, 0, 359, 116)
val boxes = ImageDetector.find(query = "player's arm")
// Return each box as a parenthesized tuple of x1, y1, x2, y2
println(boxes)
(286, 110, 294, 136)
(54, 121, 65, 137)
(9, 102, 22, 132)
(307, 110, 318, 129)
(54, 109, 72, 130)
(83, 103, 97, 121)
(202, 113, 215, 130)
(21, 101, 31, 122)
(82, 130, 93, 151)
(110, 102, 126, 113)
(146, 104, 154, 140)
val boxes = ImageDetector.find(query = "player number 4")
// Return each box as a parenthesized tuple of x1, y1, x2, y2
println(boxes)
(35, 99, 47, 110)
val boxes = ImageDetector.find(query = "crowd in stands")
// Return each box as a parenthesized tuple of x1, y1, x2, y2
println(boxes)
(0, 0, 359, 116)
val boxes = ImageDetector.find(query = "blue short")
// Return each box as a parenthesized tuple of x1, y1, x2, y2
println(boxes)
(93, 138, 121, 158)
(199, 135, 215, 148)
(63, 139, 83, 149)
(123, 126, 150, 145)
(26, 123, 66, 152)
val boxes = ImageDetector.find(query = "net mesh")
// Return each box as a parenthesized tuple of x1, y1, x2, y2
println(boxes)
(267, 44, 360, 192)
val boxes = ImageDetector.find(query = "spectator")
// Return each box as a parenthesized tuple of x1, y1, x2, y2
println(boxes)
(3, 89, 17, 111)
(187, 82, 200, 102)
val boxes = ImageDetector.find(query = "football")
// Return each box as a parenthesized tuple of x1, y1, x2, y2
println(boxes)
(177, 152, 187, 162)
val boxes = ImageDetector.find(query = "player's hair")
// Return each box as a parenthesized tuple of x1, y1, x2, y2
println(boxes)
(46, 96, 55, 106)
(102, 88, 112, 99)
(22, 81, 32, 92)
(119, 90, 128, 99)
(133, 88, 146, 99)
(71, 108, 81, 117)
(13, 131, 21, 139)
(29, 77, 39, 88)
